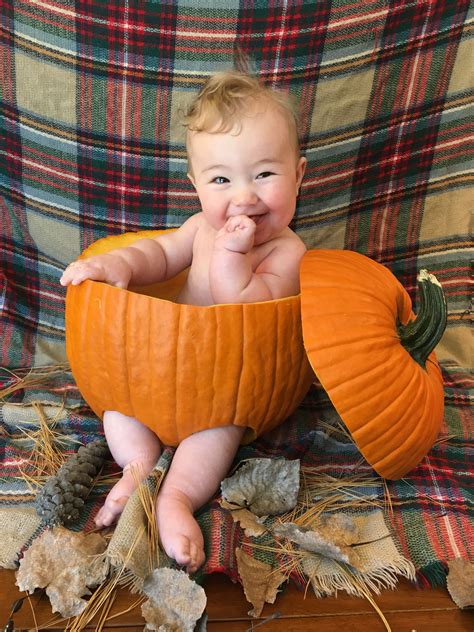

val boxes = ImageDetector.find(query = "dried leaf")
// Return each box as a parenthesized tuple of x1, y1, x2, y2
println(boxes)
(447, 559, 474, 608)
(221, 458, 300, 516)
(274, 514, 360, 567)
(220, 500, 267, 537)
(141, 568, 207, 631)
(15, 527, 108, 617)
(235, 547, 286, 617)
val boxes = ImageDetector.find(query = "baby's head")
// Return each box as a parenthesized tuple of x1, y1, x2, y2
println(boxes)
(184, 71, 306, 242)
(184, 71, 301, 162)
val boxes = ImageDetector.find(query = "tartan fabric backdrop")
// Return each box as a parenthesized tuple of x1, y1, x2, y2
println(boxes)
(0, 0, 473, 587)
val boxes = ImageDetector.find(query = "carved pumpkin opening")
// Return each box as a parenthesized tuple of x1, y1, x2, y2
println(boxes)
(129, 268, 189, 303)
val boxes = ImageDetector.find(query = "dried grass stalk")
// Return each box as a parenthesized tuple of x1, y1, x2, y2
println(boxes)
(0, 364, 69, 400)
(130, 464, 163, 573)
(283, 470, 384, 529)
(16, 402, 74, 488)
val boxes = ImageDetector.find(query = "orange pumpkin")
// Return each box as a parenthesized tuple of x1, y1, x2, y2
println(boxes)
(65, 230, 315, 446)
(66, 233, 446, 479)
(299, 249, 446, 479)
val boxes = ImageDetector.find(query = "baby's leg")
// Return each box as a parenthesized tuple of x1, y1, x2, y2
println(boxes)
(95, 410, 161, 527)
(157, 425, 245, 573)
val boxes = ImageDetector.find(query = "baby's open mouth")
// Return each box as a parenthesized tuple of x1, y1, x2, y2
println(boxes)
(248, 213, 266, 225)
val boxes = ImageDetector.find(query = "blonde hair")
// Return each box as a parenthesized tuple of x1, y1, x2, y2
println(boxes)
(184, 71, 301, 154)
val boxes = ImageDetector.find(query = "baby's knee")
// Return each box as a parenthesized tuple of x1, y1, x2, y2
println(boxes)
(103, 409, 161, 468)
(182, 424, 246, 454)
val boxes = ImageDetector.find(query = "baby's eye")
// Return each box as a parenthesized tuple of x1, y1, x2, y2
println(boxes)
(256, 171, 274, 179)
(211, 176, 229, 184)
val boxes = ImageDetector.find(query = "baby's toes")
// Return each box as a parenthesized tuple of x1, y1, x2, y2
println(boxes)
(171, 535, 192, 567)
(94, 506, 113, 528)
(187, 542, 206, 574)
(94, 497, 128, 528)
(169, 535, 205, 574)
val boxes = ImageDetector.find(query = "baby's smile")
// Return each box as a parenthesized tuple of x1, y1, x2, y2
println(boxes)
(247, 213, 267, 225)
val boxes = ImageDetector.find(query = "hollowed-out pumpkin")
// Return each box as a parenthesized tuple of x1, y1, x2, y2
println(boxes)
(65, 230, 315, 447)
(65, 233, 446, 479)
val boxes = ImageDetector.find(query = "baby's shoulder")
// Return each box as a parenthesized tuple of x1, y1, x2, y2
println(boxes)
(255, 229, 306, 272)
(172, 212, 206, 245)
(272, 228, 306, 257)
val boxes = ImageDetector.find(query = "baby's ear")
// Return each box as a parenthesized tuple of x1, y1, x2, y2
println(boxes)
(296, 157, 307, 192)
(187, 171, 196, 188)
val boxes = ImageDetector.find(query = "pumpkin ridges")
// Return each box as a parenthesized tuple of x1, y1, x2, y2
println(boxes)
(353, 363, 443, 478)
(331, 349, 418, 423)
(351, 363, 430, 453)
(303, 330, 397, 369)
(126, 291, 152, 424)
(216, 304, 243, 431)
(113, 286, 135, 415)
(77, 282, 108, 418)
(274, 303, 300, 418)
(148, 297, 176, 443)
(372, 376, 444, 478)
(277, 300, 313, 422)
(181, 306, 201, 438)
(205, 306, 217, 430)
(282, 303, 299, 415)
(234, 304, 254, 424)
(221, 306, 243, 427)
(301, 250, 407, 318)
(85, 283, 107, 417)
(263, 302, 279, 422)
(262, 301, 290, 424)
(335, 361, 441, 478)
(303, 333, 405, 397)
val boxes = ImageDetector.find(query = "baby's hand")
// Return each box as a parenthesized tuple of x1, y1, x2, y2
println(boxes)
(60, 254, 132, 289)
(215, 215, 256, 254)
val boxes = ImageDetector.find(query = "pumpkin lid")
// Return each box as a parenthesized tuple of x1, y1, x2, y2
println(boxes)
(299, 249, 446, 480)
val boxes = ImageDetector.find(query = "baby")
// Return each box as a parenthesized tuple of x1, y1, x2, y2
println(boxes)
(60, 71, 307, 573)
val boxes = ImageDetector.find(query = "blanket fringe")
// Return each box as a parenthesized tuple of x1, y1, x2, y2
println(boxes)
(305, 556, 416, 598)
(416, 561, 448, 588)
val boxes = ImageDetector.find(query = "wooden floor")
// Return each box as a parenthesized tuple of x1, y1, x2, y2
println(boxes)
(0, 568, 472, 631)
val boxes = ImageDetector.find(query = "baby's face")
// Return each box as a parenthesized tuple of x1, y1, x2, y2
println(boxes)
(187, 106, 306, 245)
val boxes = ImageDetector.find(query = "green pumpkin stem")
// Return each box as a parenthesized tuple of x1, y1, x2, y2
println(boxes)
(398, 270, 447, 368)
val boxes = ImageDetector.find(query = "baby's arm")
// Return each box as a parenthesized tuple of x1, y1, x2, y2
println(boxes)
(60, 214, 201, 288)
(209, 215, 306, 303)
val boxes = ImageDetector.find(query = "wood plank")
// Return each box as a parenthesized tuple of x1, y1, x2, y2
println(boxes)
(1, 568, 472, 631)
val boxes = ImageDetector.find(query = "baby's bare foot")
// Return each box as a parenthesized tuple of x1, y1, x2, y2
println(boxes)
(95, 462, 153, 528)
(95, 496, 129, 527)
(156, 490, 205, 574)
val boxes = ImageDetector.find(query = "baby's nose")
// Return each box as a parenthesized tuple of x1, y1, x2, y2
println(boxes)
(232, 187, 258, 207)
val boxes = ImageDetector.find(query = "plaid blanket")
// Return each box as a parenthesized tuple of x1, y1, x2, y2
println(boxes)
(1, 0, 473, 591)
